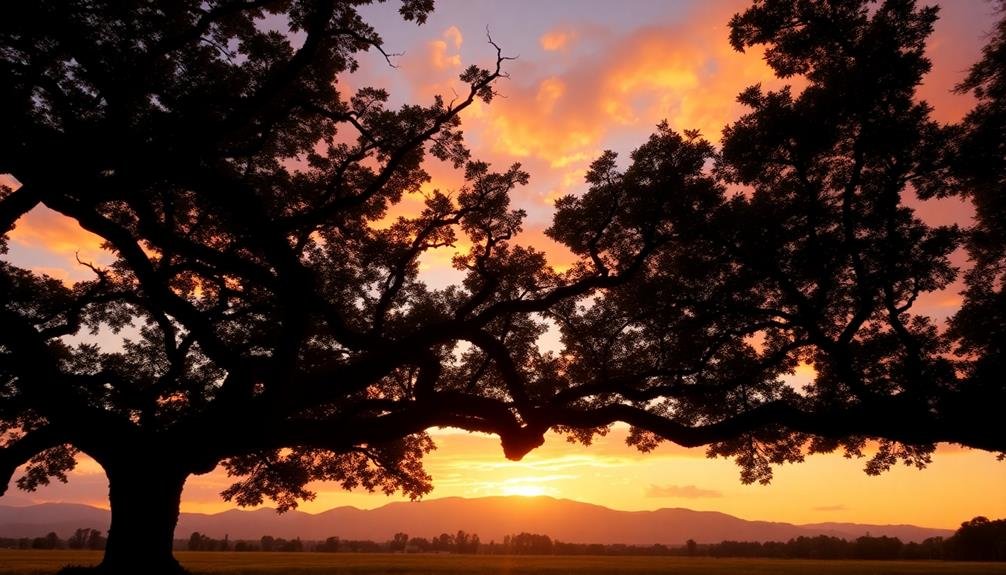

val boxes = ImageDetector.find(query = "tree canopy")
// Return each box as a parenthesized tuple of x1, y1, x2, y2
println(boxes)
(0, 0, 1003, 573)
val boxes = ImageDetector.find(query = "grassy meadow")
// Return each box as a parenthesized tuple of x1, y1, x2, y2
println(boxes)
(2, 551, 1006, 575)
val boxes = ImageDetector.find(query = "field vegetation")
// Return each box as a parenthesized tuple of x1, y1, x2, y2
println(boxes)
(3, 551, 1006, 575)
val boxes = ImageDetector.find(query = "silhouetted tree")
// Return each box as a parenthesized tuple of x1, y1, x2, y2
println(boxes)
(854, 535, 903, 560)
(0, 1, 520, 573)
(282, 537, 304, 552)
(2, 1, 1004, 574)
(945, 516, 1006, 561)
(506, 532, 554, 555)
(433, 532, 455, 552)
(233, 540, 257, 552)
(902, 536, 943, 560)
(454, 529, 479, 554)
(407, 536, 430, 552)
(32, 531, 62, 550)
(184, 531, 232, 551)
(544, 0, 997, 482)
(316, 536, 340, 553)
(258, 535, 303, 552)
(186, 532, 205, 552)
(68, 528, 103, 550)
(941, 2, 1006, 433)
(390, 532, 409, 552)
(339, 538, 382, 552)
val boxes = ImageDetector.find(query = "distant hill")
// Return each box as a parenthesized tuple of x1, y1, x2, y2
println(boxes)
(0, 496, 954, 544)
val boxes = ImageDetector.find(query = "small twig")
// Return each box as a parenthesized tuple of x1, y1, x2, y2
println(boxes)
(75, 251, 108, 283)
(485, 27, 516, 99)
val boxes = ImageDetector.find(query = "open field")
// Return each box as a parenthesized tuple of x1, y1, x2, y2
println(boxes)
(2, 551, 1006, 575)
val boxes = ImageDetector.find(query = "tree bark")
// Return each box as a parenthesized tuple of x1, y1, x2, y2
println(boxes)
(91, 460, 189, 575)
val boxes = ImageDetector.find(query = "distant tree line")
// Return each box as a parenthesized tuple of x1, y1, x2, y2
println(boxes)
(697, 535, 942, 560)
(181, 530, 483, 554)
(4, 517, 1001, 563)
(183, 533, 304, 552)
(696, 517, 1006, 562)
(173, 527, 1003, 562)
(0, 528, 106, 550)
(186, 532, 231, 552)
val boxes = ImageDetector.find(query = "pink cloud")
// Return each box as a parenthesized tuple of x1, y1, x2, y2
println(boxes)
(540, 28, 575, 52)
(646, 484, 723, 498)
(429, 25, 463, 70)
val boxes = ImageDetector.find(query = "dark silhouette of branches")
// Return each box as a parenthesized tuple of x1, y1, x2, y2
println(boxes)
(1, 1, 1003, 573)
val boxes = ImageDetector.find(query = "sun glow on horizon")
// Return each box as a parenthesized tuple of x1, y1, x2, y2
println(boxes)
(500, 484, 550, 497)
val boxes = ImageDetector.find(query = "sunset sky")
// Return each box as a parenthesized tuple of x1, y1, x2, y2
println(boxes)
(2, 0, 1004, 530)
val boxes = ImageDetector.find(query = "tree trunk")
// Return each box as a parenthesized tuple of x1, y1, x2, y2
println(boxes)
(93, 461, 189, 575)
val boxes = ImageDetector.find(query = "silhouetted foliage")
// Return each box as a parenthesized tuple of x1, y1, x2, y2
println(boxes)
(945, 516, 1006, 561)
(692, 521, 1001, 562)
(0, 0, 510, 572)
(548, 0, 972, 483)
(68, 528, 107, 551)
(185, 532, 230, 552)
(336, 538, 383, 553)
(252, 534, 303, 553)
(432, 532, 455, 552)
(407, 536, 430, 552)
(942, 1, 1006, 429)
(31, 531, 63, 550)
(504, 532, 554, 555)
(232, 540, 257, 552)
(454, 529, 481, 554)
(316, 536, 340, 553)
(2, 0, 1004, 573)
(390, 532, 409, 552)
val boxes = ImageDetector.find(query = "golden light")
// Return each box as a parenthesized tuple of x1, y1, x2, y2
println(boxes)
(781, 360, 818, 393)
(500, 483, 549, 497)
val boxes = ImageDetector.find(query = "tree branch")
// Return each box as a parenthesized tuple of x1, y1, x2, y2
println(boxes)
(0, 427, 66, 496)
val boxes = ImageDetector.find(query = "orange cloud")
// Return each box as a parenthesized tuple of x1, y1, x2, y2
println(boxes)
(454, 2, 788, 234)
(535, 76, 566, 113)
(646, 484, 723, 498)
(429, 25, 463, 70)
(9, 207, 106, 256)
(540, 29, 575, 52)
(397, 25, 468, 103)
(6, 207, 112, 283)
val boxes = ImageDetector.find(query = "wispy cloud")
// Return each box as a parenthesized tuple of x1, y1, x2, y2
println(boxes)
(6, 207, 112, 284)
(813, 505, 848, 512)
(646, 484, 722, 499)
(540, 28, 576, 52)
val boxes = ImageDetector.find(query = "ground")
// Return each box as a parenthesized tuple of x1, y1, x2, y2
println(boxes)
(2, 551, 1006, 575)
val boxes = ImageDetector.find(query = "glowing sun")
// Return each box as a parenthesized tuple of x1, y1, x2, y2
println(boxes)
(501, 484, 549, 497)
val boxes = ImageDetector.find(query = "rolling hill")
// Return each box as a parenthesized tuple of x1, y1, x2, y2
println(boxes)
(0, 496, 954, 544)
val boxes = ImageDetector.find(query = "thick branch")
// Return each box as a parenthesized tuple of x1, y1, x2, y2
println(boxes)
(0, 427, 66, 496)
(0, 185, 41, 234)
(541, 399, 1006, 453)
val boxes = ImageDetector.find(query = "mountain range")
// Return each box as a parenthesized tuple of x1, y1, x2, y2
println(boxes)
(0, 496, 953, 544)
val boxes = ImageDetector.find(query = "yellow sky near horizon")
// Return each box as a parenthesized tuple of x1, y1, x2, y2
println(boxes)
(2, 0, 1004, 532)
(9, 427, 1004, 529)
